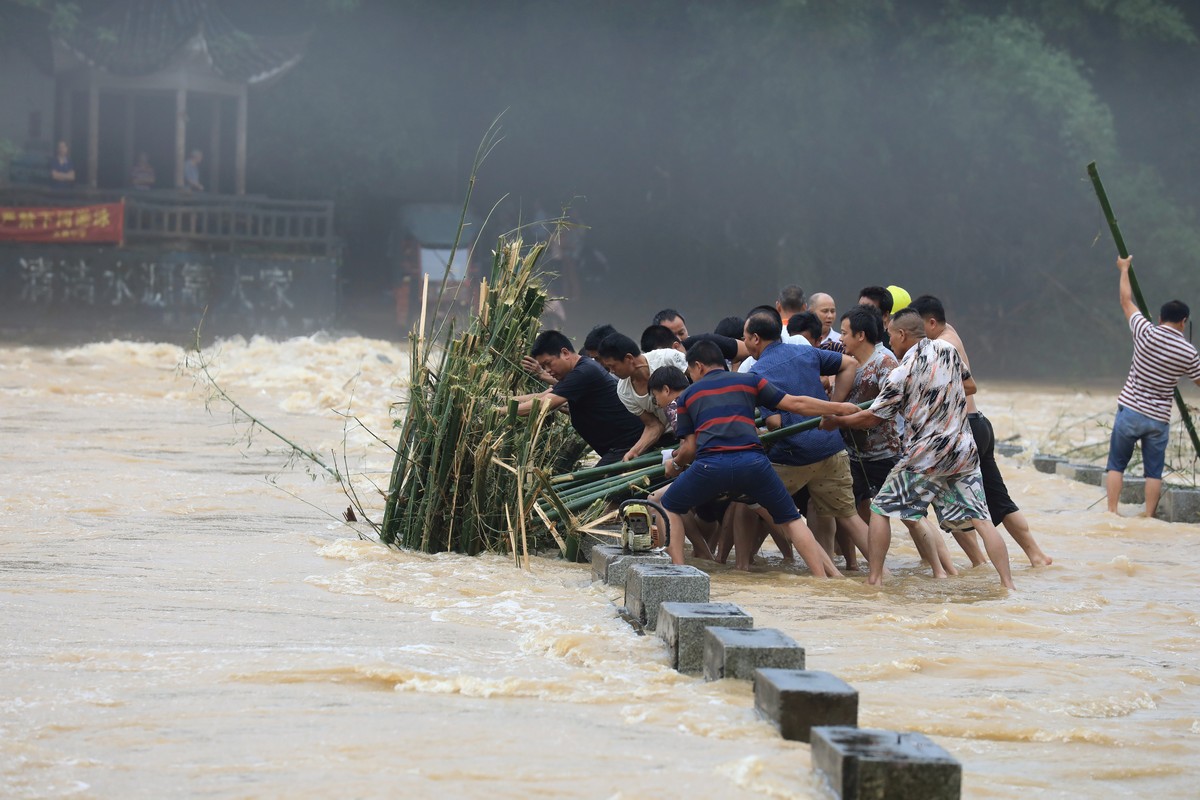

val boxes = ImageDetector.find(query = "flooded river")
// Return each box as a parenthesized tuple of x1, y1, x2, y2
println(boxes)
(2, 337, 1198, 798)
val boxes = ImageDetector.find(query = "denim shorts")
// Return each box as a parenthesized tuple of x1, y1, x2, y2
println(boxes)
(1106, 405, 1170, 479)
(661, 448, 800, 524)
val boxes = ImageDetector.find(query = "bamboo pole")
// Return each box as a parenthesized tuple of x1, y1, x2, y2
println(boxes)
(1087, 161, 1200, 458)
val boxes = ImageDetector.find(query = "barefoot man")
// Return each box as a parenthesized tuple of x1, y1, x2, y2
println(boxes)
(659, 340, 858, 576)
(910, 295, 1052, 568)
(822, 309, 1016, 589)
(1105, 255, 1200, 517)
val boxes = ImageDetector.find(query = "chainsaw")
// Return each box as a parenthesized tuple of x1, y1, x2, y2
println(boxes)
(618, 499, 670, 553)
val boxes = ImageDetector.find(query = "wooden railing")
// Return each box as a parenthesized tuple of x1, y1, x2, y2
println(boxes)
(0, 187, 337, 255)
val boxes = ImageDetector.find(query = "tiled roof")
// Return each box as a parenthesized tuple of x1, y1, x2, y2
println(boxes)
(59, 0, 305, 84)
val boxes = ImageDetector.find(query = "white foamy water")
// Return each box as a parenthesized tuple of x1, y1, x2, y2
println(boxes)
(2, 338, 1199, 799)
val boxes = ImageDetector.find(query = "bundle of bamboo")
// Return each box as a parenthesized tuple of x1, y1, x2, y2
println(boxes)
(379, 235, 586, 561)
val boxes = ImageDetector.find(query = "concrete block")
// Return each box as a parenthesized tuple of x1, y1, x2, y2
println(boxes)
(754, 669, 858, 743)
(1119, 476, 1146, 505)
(995, 442, 1024, 457)
(624, 564, 710, 631)
(657, 602, 753, 674)
(577, 532, 612, 563)
(811, 726, 962, 800)
(1156, 487, 1200, 523)
(1032, 453, 1067, 474)
(590, 544, 670, 586)
(703, 627, 804, 681)
(1055, 462, 1105, 486)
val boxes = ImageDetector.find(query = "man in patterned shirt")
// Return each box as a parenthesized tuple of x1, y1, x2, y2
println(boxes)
(1106, 255, 1200, 517)
(822, 309, 1015, 589)
(838, 304, 960, 577)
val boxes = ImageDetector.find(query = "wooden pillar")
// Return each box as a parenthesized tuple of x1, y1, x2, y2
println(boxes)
(235, 86, 247, 195)
(57, 85, 73, 147)
(209, 95, 222, 194)
(174, 88, 187, 188)
(86, 79, 99, 188)
(123, 94, 136, 184)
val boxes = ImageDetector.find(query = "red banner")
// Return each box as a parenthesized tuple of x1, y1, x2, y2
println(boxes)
(0, 201, 125, 244)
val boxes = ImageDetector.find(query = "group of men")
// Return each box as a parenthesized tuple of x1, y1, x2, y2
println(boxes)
(509, 261, 1200, 588)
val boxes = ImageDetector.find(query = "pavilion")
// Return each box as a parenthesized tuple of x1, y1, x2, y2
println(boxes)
(51, 0, 306, 194)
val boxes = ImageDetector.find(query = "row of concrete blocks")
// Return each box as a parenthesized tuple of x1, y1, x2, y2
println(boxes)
(1032, 453, 1200, 522)
(591, 549, 962, 799)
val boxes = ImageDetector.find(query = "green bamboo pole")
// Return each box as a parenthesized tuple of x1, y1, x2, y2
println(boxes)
(1087, 162, 1200, 458)
(550, 402, 871, 489)
(540, 401, 877, 520)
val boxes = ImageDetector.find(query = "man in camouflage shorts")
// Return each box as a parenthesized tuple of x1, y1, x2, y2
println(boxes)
(822, 309, 1015, 589)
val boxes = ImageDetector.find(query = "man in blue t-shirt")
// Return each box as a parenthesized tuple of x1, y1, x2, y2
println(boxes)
(742, 307, 871, 569)
(510, 330, 642, 465)
(659, 340, 858, 576)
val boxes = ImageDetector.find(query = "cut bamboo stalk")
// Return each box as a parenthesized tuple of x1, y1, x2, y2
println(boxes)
(1088, 161, 1200, 458)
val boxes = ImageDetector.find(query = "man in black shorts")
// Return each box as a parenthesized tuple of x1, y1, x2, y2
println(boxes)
(910, 295, 1051, 567)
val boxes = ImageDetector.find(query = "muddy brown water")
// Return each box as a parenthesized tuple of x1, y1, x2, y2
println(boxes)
(2, 338, 1198, 798)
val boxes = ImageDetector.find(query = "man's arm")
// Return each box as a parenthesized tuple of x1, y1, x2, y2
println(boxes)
(963, 374, 977, 396)
(1118, 255, 1139, 321)
(664, 434, 697, 477)
(520, 356, 558, 386)
(623, 412, 666, 461)
(775, 394, 859, 418)
(820, 408, 884, 431)
(830, 354, 858, 402)
(511, 390, 568, 417)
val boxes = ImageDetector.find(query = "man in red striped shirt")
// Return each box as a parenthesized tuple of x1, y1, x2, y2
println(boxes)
(1106, 255, 1200, 516)
(660, 340, 859, 574)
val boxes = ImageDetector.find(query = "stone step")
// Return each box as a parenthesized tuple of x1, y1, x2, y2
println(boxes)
(1155, 487, 1200, 523)
(623, 563, 710, 631)
(1055, 461, 1104, 486)
(811, 726, 962, 800)
(656, 602, 753, 674)
(703, 626, 804, 681)
(590, 544, 670, 586)
(753, 668, 858, 743)
(1032, 453, 1067, 474)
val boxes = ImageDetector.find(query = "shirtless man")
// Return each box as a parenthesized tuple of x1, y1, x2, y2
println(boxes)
(910, 295, 1052, 568)
(660, 340, 858, 574)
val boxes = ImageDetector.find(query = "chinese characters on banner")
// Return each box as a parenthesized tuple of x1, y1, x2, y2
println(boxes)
(0, 201, 125, 244)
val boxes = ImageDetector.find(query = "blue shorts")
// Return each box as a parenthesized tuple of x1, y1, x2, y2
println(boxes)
(661, 449, 800, 524)
(1107, 405, 1170, 479)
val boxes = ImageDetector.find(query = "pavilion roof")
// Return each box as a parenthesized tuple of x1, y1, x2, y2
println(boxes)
(58, 0, 306, 85)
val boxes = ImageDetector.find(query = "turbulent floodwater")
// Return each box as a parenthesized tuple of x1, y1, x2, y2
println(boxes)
(2, 336, 1199, 799)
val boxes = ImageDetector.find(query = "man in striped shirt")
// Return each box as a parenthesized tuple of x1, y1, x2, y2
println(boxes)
(660, 340, 859, 575)
(1106, 255, 1200, 516)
